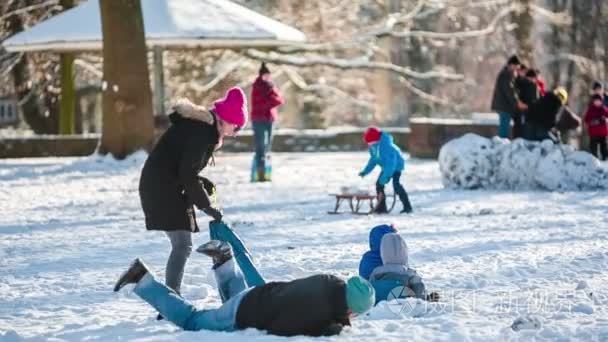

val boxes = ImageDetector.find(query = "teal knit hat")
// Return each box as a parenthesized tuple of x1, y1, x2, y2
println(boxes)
(345, 276, 375, 314)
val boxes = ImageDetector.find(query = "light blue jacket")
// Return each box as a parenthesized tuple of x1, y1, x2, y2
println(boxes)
(360, 132, 405, 185)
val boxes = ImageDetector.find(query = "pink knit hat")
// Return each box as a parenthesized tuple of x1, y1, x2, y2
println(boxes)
(213, 87, 248, 128)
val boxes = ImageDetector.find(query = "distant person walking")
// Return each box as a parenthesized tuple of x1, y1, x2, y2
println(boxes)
(491, 55, 527, 138)
(584, 94, 608, 160)
(251, 62, 284, 181)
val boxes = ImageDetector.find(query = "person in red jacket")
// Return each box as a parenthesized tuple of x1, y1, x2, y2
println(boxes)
(251, 62, 284, 181)
(535, 69, 546, 97)
(584, 94, 608, 160)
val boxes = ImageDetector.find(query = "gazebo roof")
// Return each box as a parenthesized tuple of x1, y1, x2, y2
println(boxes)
(2, 0, 306, 52)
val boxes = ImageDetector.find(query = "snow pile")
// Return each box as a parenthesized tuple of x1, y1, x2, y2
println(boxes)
(439, 134, 608, 191)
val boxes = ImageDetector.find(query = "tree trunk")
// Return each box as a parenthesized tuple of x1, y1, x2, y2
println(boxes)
(59, 0, 76, 135)
(98, 0, 154, 159)
(547, 0, 567, 87)
(564, 0, 578, 97)
(512, 0, 535, 65)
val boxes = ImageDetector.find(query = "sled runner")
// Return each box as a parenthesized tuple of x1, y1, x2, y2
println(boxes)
(328, 193, 396, 214)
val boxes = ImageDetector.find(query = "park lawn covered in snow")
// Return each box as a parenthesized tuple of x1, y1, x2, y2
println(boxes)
(0, 152, 607, 341)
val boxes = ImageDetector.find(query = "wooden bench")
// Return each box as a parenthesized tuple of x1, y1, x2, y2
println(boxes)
(328, 193, 396, 214)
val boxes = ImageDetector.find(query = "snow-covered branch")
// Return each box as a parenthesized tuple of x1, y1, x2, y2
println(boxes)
(244, 49, 464, 81)
(376, 4, 516, 40)
(529, 4, 571, 26)
(399, 76, 452, 106)
(282, 67, 374, 110)
(189, 57, 248, 93)
(0, 0, 60, 22)
(276, 40, 369, 54)
(543, 53, 600, 74)
(74, 58, 102, 78)
(0, 52, 23, 78)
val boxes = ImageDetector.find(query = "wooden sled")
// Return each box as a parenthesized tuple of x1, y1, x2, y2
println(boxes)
(328, 193, 396, 215)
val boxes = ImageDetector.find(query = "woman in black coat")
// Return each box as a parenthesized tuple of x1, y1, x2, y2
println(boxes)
(139, 87, 248, 296)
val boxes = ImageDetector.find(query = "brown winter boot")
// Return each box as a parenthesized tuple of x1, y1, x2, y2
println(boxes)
(196, 240, 233, 269)
(113, 258, 149, 292)
(373, 191, 388, 214)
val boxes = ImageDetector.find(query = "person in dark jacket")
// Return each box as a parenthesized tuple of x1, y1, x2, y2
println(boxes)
(584, 94, 608, 160)
(514, 69, 540, 138)
(114, 240, 375, 337)
(251, 62, 284, 181)
(491, 55, 527, 138)
(536, 69, 546, 97)
(523, 87, 568, 142)
(138, 87, 248, 298)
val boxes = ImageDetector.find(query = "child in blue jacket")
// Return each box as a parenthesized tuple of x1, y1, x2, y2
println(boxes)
(358, 224, 397, 280)
(359, 127, 413, 214)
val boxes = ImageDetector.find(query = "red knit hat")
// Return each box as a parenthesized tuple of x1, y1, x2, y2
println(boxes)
(213, 87, 248, 128)
(363, 127, 382, 144)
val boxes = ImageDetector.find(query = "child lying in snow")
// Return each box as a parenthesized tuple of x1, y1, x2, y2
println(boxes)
(359, 127, 413, 214)
(360, 225, 438, 303)
(114, 222, 375, 337)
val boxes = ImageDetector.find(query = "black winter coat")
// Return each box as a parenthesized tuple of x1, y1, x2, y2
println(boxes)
(515, 77, 539, 107)
(491, 66, 519, 113)
(526, 93, 563, 130)
(236, 274, 350, 337)
(139, 100, 219, 232)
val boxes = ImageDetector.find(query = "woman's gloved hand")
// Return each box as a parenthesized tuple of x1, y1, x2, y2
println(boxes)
(197, 176, 216, 196)
(202, 207, 223, 221)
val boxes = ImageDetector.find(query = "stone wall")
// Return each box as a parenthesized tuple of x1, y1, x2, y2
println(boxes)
(0, 128, 410, 158)
(0, 135, 100, 158)
(221, 127, 410, 152)
(0, 120, 506, 159)
(408, 117, 498, 158)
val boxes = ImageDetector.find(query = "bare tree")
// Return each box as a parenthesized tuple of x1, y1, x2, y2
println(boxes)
(2, 0, 62, 134)
(512, 0, 535, 64)
(98, 0, 154, 159)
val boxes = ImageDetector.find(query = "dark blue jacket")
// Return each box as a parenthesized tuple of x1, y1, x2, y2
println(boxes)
(358, 224, 397, 279)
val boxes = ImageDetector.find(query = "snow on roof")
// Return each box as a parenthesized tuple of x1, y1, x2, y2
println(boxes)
(2, 0, 306, 52)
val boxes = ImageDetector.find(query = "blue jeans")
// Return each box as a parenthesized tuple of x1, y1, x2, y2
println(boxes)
(253, 122, 273, 165)
(134, 259, 251, 332)
(209, 222, 265, 288)
(497, 111, 512, 138)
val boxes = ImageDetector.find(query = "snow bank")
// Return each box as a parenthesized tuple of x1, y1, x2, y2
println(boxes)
(439, 134, 608, 191)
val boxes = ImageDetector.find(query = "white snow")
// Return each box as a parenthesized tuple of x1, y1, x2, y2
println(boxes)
(439, 133, 608, 191)
(1, 151, 607, 341)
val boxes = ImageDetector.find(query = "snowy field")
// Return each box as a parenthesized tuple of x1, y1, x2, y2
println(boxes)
(1, 152, 607, 341)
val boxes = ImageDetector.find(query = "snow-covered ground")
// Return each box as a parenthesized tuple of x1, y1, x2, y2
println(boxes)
(1, 152, 607, 341)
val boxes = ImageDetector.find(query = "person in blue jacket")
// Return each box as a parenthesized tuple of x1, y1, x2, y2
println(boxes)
(359, 127, 413, 214)
(358, 224, 397, 280)
(369, 232, 436, 303)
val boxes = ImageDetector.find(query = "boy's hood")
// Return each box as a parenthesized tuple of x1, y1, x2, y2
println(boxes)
(380, 233, 408, 266)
